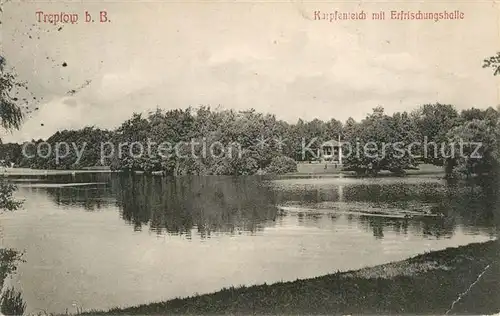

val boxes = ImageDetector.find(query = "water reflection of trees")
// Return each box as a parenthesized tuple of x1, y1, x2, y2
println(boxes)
(110, 175, 279, 237)
(357, 216, 457, 240)
(272, 179, 499, 239)
(45, 186, 114, 211)
(41, 174, 499, 239)
(272, 182, 447, 205)
(41, 173, 115, 211)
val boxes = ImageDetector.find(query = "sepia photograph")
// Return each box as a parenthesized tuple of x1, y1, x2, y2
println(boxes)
(0, 0, 499, 315)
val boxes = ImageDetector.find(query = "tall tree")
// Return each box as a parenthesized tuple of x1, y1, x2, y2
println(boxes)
(343, 107, 417, 176)
(0, 57, 23, 131)
(0, 56, 26, 315)
(412, 103, 459, 166)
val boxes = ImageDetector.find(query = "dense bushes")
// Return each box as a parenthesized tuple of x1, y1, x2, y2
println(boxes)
(264, 156, 297, 174)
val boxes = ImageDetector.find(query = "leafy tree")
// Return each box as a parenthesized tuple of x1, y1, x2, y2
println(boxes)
(482, 52, 500, 76)
(459, 107, 500, 124)
(0, 287, 26, 316)
(0, 179, 22, 211)
(264, 156, 297, 174)
(446, 119, 500, 178)
(0, 56, 26, 316)
(412, 103, 459, 165)
(343, 107, 418, 176)
(0, 56, 24, 209)
(448, 54, 500, 178)
(0, 57, 23, 131)
(20, 127, 113, 170)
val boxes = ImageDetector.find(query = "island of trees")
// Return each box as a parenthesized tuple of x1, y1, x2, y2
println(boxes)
(0, 103, 499, 178)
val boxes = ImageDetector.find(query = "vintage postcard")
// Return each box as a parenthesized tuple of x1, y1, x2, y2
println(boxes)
(0, 0, 499, 315)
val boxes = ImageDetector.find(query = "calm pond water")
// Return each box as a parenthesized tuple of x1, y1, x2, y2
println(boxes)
(0, 173, 498, 314)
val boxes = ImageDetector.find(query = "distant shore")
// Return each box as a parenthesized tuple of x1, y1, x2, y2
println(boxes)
(83, 239, 499, 315)
(0, 163, 444, 177)
(0, 167, 112, 176)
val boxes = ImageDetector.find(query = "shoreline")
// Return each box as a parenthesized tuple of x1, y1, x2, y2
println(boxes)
(0, 164, 444, 178)
(82, 239, 499, 315)
(0, 168, 113, 176)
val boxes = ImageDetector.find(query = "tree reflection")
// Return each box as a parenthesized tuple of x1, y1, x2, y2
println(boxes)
(40, 174, 499, 240)
(24, 172, 115, 211)
(111, 175, 279, 237)
(45, 186, 114, 211)
(271, 178, 498, 239)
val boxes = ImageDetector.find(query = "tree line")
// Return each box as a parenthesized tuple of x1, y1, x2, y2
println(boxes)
(1, 103, 499, 177)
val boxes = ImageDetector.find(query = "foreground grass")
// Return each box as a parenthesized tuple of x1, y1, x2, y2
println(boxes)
(83, 240, 500, 315)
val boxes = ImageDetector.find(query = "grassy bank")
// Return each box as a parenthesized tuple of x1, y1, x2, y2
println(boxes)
(84, 240, 499, 315)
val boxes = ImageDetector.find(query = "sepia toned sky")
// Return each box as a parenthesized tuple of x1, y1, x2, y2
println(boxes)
(1, 0, 499, 142)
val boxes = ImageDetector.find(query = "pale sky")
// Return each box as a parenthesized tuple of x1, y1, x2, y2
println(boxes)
(1, 0, 499, 142)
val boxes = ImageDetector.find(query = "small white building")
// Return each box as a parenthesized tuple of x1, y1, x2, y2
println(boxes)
(317, 139, 343, 164)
